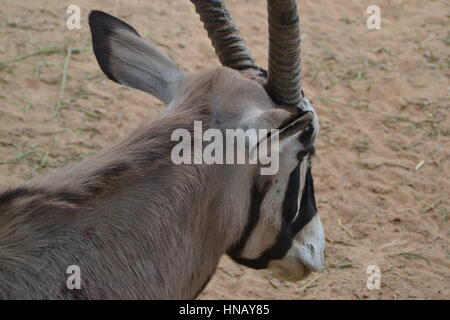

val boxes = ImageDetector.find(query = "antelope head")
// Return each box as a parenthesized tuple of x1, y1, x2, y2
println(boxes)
(88, 0, 324, 281)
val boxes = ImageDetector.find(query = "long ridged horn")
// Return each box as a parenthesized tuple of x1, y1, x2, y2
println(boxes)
(191, 0, 259, 71)
(266, 0, 302, 107)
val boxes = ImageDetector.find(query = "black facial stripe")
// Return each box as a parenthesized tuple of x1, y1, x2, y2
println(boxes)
(227, 176, 270, 258)
(229, 163, 302, 269)
(282, 163, 301, 224)
(299, 123, 314, 144)
(292, 166, 317, 234)
(230, 157, 318, 270)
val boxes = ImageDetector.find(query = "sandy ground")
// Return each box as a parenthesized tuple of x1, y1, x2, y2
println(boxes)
(0, 0, 448, 299)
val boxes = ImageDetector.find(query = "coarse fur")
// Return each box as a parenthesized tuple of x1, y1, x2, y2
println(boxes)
(0, 9, 325, 299)
(0, 68, 291, 299)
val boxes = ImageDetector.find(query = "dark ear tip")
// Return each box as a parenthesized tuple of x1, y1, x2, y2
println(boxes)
(88, 10, 140, 37)
(89, 10, 104, 18)
(88, 10, 110, 26)
(88, 10, 113, 36)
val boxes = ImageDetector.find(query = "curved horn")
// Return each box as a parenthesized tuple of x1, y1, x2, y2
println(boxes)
(191, 0, 259, 71)
(266, 0, 302, 106)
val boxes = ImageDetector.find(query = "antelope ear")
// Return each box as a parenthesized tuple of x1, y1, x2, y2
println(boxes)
(248, 110, 314, 162)
(276, 110, 313, 142)
(88, 10, 184, 104)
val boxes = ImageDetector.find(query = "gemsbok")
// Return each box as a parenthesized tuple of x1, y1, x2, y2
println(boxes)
(0, 0, 324, 299)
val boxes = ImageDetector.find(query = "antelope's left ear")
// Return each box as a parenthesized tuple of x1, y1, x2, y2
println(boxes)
(88, 10, 185, 105)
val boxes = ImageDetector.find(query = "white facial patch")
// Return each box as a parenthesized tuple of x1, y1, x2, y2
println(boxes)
(290, 214, 325, 271)
(291, 157, 309, 224)
(238, 149, 299, 259)
(268, 215, 324, 282)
